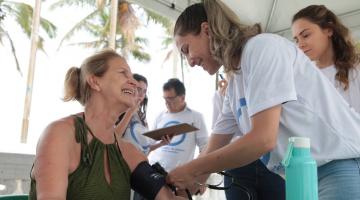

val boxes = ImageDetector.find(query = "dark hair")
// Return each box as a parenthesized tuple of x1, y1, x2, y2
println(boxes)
(174, 3, 207, 36)
(133, 73, 148, 127)
(163, 78, 185, 96)
(293, 5, 360, 90)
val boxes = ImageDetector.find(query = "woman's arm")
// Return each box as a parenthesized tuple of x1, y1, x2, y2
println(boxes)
(115, 108, 136, 138)
(148, 135, 172, 153)
(168, 105, 282, 189)
(32, 119, 75, 200)
(118, 140, 185, 200)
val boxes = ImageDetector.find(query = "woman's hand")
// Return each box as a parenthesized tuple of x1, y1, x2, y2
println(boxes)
(167, 164, 198, 191)
(159, 135, 172, 146)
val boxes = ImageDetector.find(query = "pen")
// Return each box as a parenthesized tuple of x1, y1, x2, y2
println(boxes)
(219, 74, 224, 80)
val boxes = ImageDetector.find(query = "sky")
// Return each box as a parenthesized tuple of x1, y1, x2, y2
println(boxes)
(0, 0, 216, 154)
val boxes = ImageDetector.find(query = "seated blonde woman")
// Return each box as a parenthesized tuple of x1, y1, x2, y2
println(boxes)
(29, 49, 184, 200)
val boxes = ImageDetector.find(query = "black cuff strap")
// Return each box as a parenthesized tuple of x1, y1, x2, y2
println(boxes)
(130, 161, 166, 200)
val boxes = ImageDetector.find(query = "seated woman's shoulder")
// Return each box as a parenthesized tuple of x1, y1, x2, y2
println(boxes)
(37, 115, 78, 147)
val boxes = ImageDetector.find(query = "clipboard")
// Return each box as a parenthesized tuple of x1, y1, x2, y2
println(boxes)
(143, 123, 199, 140)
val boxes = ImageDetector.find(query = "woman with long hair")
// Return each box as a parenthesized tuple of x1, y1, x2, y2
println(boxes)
(116, 73, 170, 155)
(166, 1, 360, 199)
(292, 5, 360, 113)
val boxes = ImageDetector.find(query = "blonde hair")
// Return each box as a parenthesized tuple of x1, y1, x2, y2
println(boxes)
(63, 49, 124, 105)
(205, 0, 261, 73)
(174, 0, 261, 73)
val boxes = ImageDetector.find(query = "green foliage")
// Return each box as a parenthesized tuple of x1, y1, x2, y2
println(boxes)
(51, 0, 173, 63)
(0, 0, 57, 75)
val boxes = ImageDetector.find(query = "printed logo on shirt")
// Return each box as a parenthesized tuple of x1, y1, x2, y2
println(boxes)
(130, 120, 149, 151)
(271, 162, 285, 175)
(162, 121, 186, 146)
(260, 152, 270, 165)
(236, 97, 247, 123)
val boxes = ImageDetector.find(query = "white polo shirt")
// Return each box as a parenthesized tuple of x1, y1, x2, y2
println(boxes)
(321, 65, 360, 113)
(213, 33, 360, 175)
(148, 106, 208, 172)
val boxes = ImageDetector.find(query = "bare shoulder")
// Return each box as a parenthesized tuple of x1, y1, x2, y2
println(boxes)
(36, 116, 76, 150)
(33, 115, 77, 175)
(117, 139, 147, 172)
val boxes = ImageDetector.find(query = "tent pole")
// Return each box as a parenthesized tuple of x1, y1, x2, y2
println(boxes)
(20, 0, 42, 143)
(109, 0, 119, 49)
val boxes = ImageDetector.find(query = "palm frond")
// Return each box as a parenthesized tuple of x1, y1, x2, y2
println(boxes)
(39, 17, 57, 39)
(134, 36, 148, 46)
(11, 2, 33, 37)
(161, 37, 173, 49)
(57, 9, 101, 49)
(144, 8, 173, 34)
(2, 28, 22, 76)
(68, 39, 107, 49)
(50, 0, 97, 10)
(131, 48, 150, 62)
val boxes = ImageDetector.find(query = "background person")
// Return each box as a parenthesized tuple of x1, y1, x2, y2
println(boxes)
(116, 73, 171, 155)
(292, 4, 360, 113)
(148, 78, 208, 173)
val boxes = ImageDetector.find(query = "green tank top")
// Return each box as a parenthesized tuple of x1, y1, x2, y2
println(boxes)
(29, 115, 131, 200)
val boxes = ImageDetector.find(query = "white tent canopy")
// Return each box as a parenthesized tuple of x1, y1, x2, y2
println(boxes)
(130, 0, 360, 40)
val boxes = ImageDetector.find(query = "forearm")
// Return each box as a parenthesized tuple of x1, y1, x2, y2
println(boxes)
(199, 133, 233, 156)
(149, 142, 163, 153)
(190, 131, 274, 176)
(115, 111, 133, 137)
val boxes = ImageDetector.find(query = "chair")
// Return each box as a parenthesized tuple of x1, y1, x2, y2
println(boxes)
(0, 195, 28, 200)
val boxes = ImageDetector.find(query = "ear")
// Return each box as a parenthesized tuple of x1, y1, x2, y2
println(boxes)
(201, 22, 209, 36)
(325, 28, 333, 37)
(87, 75, 101, 92)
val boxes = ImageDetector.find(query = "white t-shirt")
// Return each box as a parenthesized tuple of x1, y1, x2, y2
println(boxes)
(321, 65, 360, 113)
(123, 114, 154, 155)
(148, 106, 209, 172)
(213, 33, 360, 175)
(212, 91, 225, 130)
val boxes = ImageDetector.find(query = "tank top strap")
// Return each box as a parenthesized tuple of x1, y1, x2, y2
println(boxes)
(73, 114, 93, 166)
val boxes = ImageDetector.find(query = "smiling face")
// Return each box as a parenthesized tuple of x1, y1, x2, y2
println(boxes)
(175, 22, 221, 75)
(136, 80, 147, 104)
(95, 57, 137, 111)
(292, 18, 333, 62)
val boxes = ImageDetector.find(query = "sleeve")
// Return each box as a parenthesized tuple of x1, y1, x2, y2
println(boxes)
(194, 112, 209, 152)
(212, 88, 239, 135)
(242, 34, 297, 116)
(151, 112, 162, 130)
(211, 91, 224, 129)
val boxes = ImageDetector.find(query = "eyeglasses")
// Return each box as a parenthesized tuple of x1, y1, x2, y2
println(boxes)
(163, 95, 178, 102)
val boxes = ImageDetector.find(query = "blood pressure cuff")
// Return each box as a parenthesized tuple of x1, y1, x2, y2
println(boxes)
(130, 161, 166, 200)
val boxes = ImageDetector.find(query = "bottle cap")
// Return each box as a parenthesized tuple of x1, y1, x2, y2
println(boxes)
(289, 137, 310, 148)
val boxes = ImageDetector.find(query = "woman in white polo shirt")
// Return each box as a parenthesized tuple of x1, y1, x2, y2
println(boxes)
(292, 5, 360, 113)
(167, 1, 360, 199)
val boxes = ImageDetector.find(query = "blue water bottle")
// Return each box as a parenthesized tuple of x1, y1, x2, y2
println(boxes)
(282, 137, 318, 200)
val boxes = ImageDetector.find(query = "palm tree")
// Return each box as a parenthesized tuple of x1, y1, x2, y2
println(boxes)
(0, 0, 57, 76)
(51, 0, 173, 62)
